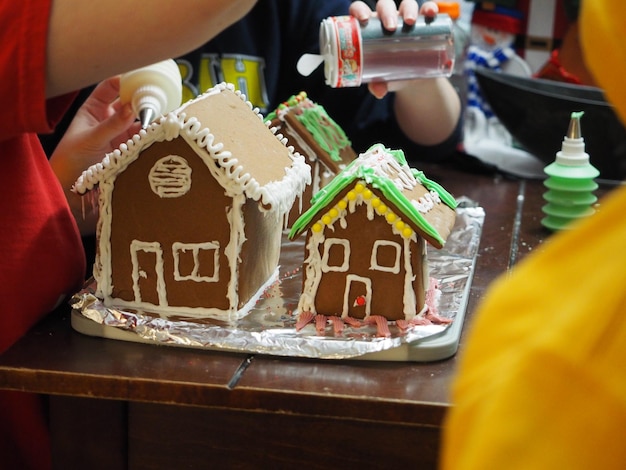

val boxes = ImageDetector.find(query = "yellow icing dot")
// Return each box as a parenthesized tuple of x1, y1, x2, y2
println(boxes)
(354, 182, 365, 193)
(386, 212, 397, 223)
(371, 198, 381, 208)
(322, 215, 332, 225)
(312, 223, 323, 233)
(377, 204, 387, 214)
(402, 227, 413, 238)
(363, 189, 372, 199)
(329, 208, 339, 218)
(337, 200, 347, 209)
(395, 220, 405, 231)
(347, 191, 357, 201)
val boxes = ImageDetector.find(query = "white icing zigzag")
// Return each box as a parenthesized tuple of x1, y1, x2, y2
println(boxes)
(73, 82, 310, 215)
(344, 144, 417, 192)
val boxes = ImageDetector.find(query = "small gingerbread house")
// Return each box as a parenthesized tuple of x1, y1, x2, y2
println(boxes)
(289, 144, 457, 322)
(266, 92, 356, 224)
(74, 83, 310, 320)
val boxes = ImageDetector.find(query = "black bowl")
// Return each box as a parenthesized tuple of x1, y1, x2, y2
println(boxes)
(475, 68, 626, 181)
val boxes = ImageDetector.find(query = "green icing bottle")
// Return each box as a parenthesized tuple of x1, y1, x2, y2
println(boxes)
(541, 111, 600, 231)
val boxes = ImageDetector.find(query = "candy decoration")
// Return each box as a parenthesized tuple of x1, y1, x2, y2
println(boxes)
(354, 295, 367, 307)
(313, 182, 416, 239)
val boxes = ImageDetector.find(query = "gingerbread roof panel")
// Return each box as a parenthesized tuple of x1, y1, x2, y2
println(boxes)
(266, 92, 356, 173)
(73, 83, 310, 213)
(289, 144, 457, 247)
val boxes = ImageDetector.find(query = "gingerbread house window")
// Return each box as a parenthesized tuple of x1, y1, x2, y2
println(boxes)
(370, 240, 401, 273)
(321, 238, 350, 272)
(149, 155, 192, 198)
(172, 241, 220, 282)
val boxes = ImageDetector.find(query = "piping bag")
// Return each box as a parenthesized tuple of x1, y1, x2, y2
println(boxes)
(120, 59, 183, 129)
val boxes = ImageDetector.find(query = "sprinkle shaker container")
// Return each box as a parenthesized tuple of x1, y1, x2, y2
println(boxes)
(320, 15, 455, 88)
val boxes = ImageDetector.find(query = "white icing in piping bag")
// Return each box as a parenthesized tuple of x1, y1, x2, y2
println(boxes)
(120, 59, 183, 129)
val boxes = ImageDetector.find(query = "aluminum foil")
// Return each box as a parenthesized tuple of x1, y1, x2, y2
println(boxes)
(71, 202, 484, 359)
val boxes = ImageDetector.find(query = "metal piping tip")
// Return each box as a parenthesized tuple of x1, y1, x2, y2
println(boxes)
(139, 107, 156, 129)
(567, 111, 584, 139)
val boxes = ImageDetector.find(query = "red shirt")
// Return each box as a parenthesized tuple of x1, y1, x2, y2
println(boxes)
(0, 1, 85, 355)
(1, 2, 85, 469)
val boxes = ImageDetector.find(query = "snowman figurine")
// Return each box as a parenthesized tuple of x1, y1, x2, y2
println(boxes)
(464, 3, 531, 145)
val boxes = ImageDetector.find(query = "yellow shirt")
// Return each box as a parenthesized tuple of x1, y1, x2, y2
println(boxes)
(580, 0, 626, 126)
(441, 185, 626, 469)
(441, 2, 626, 468)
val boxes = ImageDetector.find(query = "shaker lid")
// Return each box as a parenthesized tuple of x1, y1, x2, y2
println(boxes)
(319, 16, 363, 88)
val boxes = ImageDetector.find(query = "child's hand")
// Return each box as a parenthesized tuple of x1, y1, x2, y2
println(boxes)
(50, 76, 140, 234)
(349, 1, 440, 98)
(350, 0, 437, 30)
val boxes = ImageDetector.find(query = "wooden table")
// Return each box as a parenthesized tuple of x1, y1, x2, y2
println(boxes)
(0, 157, 615, 469)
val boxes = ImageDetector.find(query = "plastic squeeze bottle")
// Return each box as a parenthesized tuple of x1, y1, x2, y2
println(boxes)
(541, 111, 600, 231)
(120, 59, 183, 129)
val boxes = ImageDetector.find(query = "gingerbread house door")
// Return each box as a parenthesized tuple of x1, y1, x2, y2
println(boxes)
(343, 274, 372, 319)
(130, 240, 167, 307)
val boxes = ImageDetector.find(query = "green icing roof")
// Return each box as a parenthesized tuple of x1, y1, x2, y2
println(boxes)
(296, 106, 350, 162)
(289, 144, 457, 245)
(265, 92, 351, 162)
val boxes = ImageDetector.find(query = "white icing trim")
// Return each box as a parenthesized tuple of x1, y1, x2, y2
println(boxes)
(149, 155, 192, 198)
(312, 160, 322, 196)
(130, 240, 167, 306)
(286, 124, 319, 164)
(411, 190, 442, 214)
(94, 180, 114, 299)
(106, 268, 280, 321)
(370, 240, 401, 274)
(342, 275, 372, 318)
(224, 195, 244, 312)
(321, 238, 350, 272)
(298, 229, 325, 314)
(344, 144, 417, 192)
(73, 83, 310, 216)
(422, 240, 429, 292)
(402, 237, 417, 318)
(172, 241, 220, 282)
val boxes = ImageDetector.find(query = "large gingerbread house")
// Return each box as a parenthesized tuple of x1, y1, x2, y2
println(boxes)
(74, 83, 310, 320)
(289, 144, 457, 322)
(266, 92, 356, 224)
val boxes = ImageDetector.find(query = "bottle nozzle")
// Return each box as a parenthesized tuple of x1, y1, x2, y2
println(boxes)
(139, 107, 156, 130)
(567, 111, 584, 139)
(555, 111, 589, 166)
(119, 59, 182, 128)
(542, 109, 599, 231)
